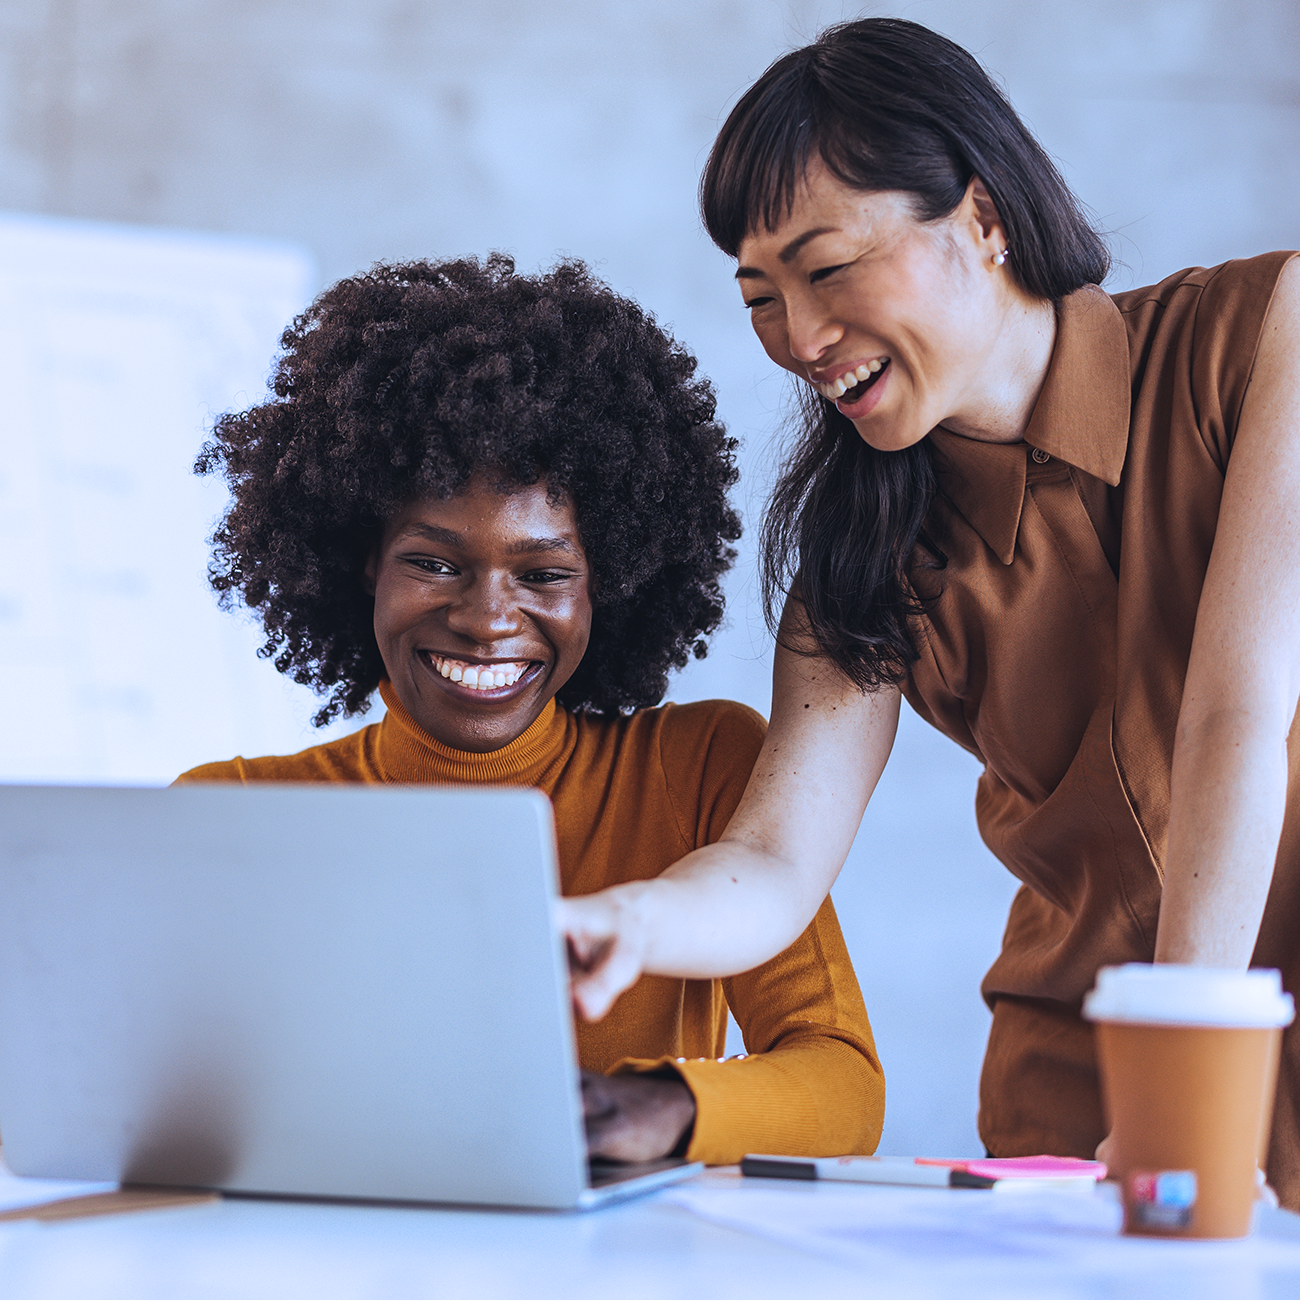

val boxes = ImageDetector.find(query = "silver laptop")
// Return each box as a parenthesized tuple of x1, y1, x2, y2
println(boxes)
(0, 783, 701, 1209)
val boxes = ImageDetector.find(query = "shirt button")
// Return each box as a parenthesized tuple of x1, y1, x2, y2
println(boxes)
(1031, 447, 1050, 464)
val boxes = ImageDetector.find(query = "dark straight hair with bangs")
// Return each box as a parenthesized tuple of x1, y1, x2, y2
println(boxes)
(701, 17, 1110, 690)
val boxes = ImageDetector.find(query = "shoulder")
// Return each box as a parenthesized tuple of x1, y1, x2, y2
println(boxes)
(572, 699, 766, 773)
(172, 725, 378, 785)
(574, 702, 764, 790)
(561, 701, 766, 854)
(1112, 252, 1298, 317)
(1112, 253, 1299, 464)
(643, 700, 767, 841)
(1112, 252, 1299, 358)
(641, 698, 768, 771)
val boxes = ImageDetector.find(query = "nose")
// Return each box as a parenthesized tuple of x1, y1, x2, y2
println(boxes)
(783, 294, 843, 365)
(443, 572, 523, 645)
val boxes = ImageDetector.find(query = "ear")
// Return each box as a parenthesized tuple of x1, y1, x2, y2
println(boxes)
(363, 545, 379, 597)
(962, 176, 1008, 260)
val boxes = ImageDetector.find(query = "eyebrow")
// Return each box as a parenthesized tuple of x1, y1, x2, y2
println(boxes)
(397, 523, 580, 557)
(508, 536, 579, 557)
(734, 226, 839, 279)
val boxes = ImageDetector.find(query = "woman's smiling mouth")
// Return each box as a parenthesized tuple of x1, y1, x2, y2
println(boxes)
(422, 651, 543, 699)
(810, 357, 890, 402)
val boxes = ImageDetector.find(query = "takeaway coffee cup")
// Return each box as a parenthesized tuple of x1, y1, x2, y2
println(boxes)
(1084, 964, 1294, 1239)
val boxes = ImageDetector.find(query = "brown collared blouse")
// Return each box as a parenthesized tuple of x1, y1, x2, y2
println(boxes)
(901, 251, 1300, 1203)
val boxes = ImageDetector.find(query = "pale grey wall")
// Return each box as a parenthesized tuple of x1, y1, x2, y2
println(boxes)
(2, 0, 1297, 1155)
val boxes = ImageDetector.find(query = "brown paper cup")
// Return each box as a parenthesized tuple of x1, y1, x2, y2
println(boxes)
(1084, 965, 1293, 1240)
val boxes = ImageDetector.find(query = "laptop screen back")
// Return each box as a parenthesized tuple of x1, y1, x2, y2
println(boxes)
(0, 783, 590, 1208)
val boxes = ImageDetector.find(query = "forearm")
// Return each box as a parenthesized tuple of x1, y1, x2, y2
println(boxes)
(1155, 708, 1290, 966)
(596, 839, 835, 982)
(617, 668, 897, 980)
(561, 650, 899, 1019)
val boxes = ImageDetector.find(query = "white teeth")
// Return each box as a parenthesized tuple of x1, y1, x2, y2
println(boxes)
(813, 359, 888, 400)
(430, 655, 529, 692)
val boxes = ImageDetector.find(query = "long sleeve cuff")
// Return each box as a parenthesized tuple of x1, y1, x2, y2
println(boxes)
(612, 1040, 882, 1167)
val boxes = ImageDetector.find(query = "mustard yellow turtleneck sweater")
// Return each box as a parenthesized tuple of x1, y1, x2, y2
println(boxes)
(176, 682, 884, 1164)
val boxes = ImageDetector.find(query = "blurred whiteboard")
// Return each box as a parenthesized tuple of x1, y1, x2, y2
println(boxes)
(0, 213, 372, 785)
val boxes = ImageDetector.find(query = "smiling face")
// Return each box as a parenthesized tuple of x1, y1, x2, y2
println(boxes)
(734, 163, 1040, 451)
(366, 478, 593, 753)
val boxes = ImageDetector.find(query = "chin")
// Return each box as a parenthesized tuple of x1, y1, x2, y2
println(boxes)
(435, 693, 552, 753)
(853, 420, 929, 454)
(434, 720, 525, 754)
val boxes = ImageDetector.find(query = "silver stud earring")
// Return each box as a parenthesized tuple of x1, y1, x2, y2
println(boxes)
(993, 248, 1009, 267)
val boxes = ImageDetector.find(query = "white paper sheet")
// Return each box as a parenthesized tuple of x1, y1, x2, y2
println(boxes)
(666, 1174, 1300, 1292)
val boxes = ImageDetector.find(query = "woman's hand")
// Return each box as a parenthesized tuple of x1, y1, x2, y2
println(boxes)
(581, 1070, 696, 1163)
(558, 623, 901, 1020)
(1156, 257, 1300, 967)
(559, 888, 651, 1022)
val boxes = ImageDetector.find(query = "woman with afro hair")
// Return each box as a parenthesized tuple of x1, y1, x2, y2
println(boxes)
(178, 253, 884, 1166)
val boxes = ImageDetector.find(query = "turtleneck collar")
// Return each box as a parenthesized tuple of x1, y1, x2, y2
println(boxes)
(373, 679, 576, 788)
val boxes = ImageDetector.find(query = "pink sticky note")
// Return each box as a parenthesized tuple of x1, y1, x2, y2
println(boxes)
(915, 1155, 1107, 1181)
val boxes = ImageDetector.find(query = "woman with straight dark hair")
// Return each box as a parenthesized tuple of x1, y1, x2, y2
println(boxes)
(560, 18, 1300, 1204)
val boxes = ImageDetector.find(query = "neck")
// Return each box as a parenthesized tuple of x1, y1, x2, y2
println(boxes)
(940, 291, 1057, 446)
(375, 681, 570, 786)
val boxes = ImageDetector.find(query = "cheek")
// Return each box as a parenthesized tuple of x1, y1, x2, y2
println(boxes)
(553, 593, 594, 669)
(903, 261, 981, 358)
(565, 599, 595, 660)
(753, 318, 800, 374)
(369, 574, 393, 638)
(371, 574, 424, 643)
(519, 590, 590, 662)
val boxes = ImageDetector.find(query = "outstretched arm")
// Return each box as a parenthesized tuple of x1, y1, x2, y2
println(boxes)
(1155, 257, 1300, 966)
(560, 612, 900, 1019)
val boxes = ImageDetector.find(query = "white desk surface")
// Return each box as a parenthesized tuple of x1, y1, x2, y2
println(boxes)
(3, 1163, 1300, 1300)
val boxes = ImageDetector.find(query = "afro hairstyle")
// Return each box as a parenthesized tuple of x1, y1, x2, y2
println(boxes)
(195, 253, 742, 726)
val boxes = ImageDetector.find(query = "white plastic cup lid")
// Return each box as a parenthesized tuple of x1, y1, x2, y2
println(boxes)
(1083, 963, 1295, 1029)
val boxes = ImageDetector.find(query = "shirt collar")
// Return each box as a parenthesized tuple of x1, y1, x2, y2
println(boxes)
(928, 284, 1131, 565)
